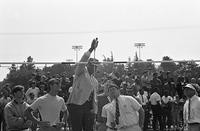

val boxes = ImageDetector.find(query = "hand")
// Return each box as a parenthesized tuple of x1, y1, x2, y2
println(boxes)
(38, 121, 50, 127)
(139, 121, 144, 129)
(90, 38, 98, 50)
(55, 122, 65, 128)
(24, 120, 32, 127)
(17, 117, 24, 125)
(111, 122, 116, 128)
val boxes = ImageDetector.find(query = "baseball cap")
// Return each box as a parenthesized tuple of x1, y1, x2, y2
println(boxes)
(184, 84, 196, 91)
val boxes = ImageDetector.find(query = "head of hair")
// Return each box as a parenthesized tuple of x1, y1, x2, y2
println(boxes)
(12, 85, 24, 95)
(46, 78, 60, 92)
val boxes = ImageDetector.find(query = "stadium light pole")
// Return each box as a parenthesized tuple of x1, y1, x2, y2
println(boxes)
(72, 45, 83, 62)
(134, 43, 145, 60)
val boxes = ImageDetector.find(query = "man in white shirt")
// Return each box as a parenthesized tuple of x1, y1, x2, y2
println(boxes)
(67, 38, 99, 131)
(149, 87, 164, 131)
(137, 88, 149, 131)
(101, 83, 144, 131)
(161, 90, 173, 130)
(25, 78, 68, 131)
(183, 84, 200, 131)
(25, 81, 40, 100)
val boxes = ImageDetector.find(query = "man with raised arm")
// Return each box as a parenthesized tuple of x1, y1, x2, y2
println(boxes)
(67, 38, 99, 131)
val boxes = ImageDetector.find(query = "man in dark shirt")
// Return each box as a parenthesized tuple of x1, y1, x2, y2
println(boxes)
(150, 72, 162, 95)
(96, 82, 110, 131)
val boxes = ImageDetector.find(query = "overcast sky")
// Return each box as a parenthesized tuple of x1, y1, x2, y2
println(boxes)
(0, 0, 200, 81)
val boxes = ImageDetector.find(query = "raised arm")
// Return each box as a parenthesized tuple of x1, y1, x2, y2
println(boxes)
(74, 38, 99, 77)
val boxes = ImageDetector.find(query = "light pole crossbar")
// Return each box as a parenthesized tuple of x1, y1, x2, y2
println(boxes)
(0, 60, 200, 65)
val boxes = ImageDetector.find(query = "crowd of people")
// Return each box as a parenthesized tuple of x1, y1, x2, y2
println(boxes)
(0, 38, 200, 131)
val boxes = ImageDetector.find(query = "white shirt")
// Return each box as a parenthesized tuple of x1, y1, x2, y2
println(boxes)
(137, 91, 148, 97)
(25, 87, 40, 99)
(101, 95, 141, 129)
(162, 96, 173, 104)
(183, 95, 200, 124)
(149, 92, 161, 105)
(30, 94, 67, 126)
(137, 94, 148, 106)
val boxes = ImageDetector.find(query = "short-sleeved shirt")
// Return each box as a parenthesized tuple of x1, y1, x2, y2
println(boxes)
(183, 95, 200, 124)
(162, 96, 173, 104)
(101, 95, 141, 128)
(30, 94, 67, 125)
(149, 92, 161, 105)
(25, 87, 40, 99)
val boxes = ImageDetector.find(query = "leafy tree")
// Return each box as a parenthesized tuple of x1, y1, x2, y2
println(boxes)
(5, 56, 36, 89)
(42, 64, 75, 77)
(9, 64, 17, 73)
(160, 56, 177, 73)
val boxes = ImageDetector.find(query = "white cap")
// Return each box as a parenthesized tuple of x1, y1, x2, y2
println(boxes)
(184, 84, 196, 91)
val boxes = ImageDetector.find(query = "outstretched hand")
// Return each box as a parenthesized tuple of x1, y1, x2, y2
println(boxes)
(91, 38, 98, 50)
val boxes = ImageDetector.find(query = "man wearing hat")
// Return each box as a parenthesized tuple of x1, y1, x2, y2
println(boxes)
(101, 83, 144, 131)
(183, 84, 200, 131)
(67, 38, 99, 131)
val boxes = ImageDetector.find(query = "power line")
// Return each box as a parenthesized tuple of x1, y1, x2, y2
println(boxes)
(0, 59, 199, 65)
(0, 25, 200, 36)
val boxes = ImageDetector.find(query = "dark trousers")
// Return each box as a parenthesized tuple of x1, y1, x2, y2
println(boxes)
(188, 123, 200, 131)
(0, 111, 6, 131)
(142, 105, 149, 131)
(151, 105, 164, 131)
(68, 102, 95, 131)
(162, 107, 172, 129)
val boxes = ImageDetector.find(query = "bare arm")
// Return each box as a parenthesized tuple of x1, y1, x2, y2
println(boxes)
(75, 38, 98, 77)
(62, 109, 69, 124)
(24, 107, 40, 124)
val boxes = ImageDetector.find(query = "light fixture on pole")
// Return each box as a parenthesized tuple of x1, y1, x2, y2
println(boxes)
(72, 45, 83, 62)
(134, 43, 145, 60)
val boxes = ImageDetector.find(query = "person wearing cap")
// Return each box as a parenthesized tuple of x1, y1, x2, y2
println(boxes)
(25, 78, 68, 131)
(183, 84, 200, 131)
(4, 85, 32, 131)
(101, 83, 144, 131)
(67, 38, 99, 131)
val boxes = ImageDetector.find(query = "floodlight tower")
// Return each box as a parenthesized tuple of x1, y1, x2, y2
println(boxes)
(134, 43, 145, 60)
(72, 45, 83, 62)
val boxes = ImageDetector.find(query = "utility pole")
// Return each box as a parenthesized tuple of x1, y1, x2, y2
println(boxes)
(134, 43, 145, 60)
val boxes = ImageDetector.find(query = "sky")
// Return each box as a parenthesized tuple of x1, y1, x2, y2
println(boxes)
(0, 0, 200, 81)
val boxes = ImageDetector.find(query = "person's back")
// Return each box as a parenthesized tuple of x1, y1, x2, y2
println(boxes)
(31, 94, 66, 125)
